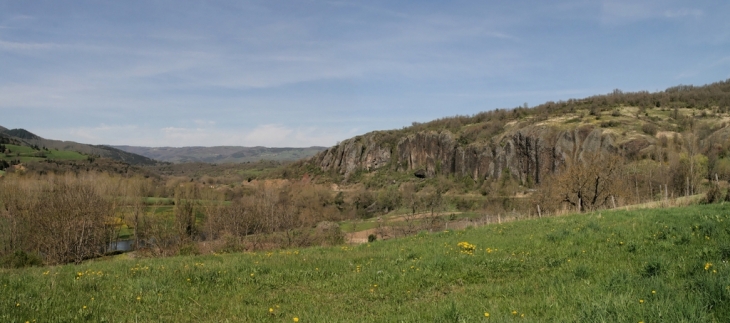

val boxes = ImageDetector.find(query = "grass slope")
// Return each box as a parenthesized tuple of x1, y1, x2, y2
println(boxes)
(3, 204, 730, 322)
(1, 144, 87, 163)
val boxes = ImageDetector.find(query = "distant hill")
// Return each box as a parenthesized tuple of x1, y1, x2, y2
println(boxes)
(0, 127, 158, 166)
(4, 128, 41, 140)
(112, 145, 327, 163)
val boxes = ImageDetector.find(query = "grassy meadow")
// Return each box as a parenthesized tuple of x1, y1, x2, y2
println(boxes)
(2, 144, 87, 163)
(3, 203, 730, 322)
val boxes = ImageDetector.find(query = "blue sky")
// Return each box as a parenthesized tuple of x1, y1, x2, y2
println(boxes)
(1, 0, 729, 147)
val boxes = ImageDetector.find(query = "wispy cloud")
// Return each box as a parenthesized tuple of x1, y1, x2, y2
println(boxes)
(663, 8, 703, 18)
(600, 1, 703, 24)
(56, 123, 350, 147)
(2, 1, 727, 148)
(0, 39, 58, 50)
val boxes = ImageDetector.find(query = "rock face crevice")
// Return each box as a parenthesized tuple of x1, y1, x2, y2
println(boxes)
(308, 125, 618, 183)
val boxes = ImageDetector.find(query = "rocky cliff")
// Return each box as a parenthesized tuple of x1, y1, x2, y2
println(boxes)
(308, 124, 621, 184)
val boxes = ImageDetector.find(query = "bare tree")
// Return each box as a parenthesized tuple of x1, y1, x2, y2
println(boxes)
(553, 152, 624, 212)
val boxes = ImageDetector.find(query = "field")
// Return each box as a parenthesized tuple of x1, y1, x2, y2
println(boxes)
(2, 204, 730, 322)
(1, 144, 87, 163)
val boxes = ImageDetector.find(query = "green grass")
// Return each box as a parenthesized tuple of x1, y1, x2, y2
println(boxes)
(1, 144, 86, 163)
(3, 204, 730, 322)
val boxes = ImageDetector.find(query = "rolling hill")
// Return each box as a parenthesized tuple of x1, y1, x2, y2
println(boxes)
(0, 127, 157, 166)
(113, 145, 326, 164)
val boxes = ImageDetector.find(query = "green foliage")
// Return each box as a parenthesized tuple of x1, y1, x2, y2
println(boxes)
(178, 243, 201, 256)
(0, 144, 86, 164)
(0, 251, 43, 269)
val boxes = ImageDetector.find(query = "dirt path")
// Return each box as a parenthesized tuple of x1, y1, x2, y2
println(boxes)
(346, 228, 380, 244)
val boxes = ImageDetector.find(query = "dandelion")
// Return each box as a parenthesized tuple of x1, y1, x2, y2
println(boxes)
(512, 310, 518, 315)
(457, 242, 476, 255)
(250, 273, 255, 277)
(705, 262, 713, 271)
(136, 296, 141, 301)
(639, 299, 644, 304)
(269, 308, 274, 314)
(651, 290, 656, 294)
(83, 306, 87, 309)
(293, 317, 299, 322)
(484, 312, 490, 317)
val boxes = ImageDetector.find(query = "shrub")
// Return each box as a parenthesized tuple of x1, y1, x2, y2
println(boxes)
(0, 250, 43, 268)
(642, 123, 658, 136)
(704, 184, 723, 204)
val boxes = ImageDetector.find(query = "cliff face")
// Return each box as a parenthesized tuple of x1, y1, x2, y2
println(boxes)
(308, 125, 619, 183)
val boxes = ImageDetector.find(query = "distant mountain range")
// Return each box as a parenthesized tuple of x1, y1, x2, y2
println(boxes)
(112, 145, 326, 164)
(0, 126, 326, 165)
(0, 126, 158, 165)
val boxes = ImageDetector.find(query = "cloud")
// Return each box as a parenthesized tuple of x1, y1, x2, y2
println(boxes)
(0, 39, 58, 51)
(663, 8, 703, 18)
(55, 123, 350, 148)
(600, 1, 702, 24)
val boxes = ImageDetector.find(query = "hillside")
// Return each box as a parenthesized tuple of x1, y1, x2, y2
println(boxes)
(288, 80, 730, 212)
(113, 145, 326, 164)
(0, 127, 157, 166)
(301, 80, 730, 181)
(3, 204, 729, 321)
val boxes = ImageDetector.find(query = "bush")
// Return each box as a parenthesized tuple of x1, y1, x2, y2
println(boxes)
(315, 221, 345, 246)
(703, 184, 723, 204)
(178, 243, 200, 256)
(0, 250, 43, 268)
(642, 123, 658, 136)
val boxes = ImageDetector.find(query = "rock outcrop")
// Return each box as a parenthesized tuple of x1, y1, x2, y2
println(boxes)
(307, 124, 620, 183)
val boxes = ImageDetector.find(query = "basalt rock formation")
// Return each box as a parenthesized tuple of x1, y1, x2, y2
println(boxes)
(308, 124, 620, 184)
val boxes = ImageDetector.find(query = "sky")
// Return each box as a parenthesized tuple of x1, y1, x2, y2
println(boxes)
(1, 0, 729, 147)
